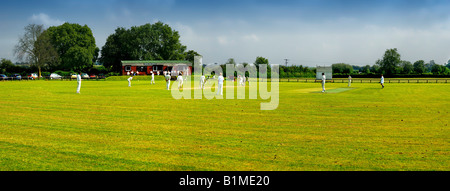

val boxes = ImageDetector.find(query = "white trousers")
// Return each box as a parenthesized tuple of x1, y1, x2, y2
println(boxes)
(166, 81, 170, 90)
(77, 82, 81, 93)
(217, 83, 223, 95)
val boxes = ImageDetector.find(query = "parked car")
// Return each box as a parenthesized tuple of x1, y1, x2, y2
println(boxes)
(12, 74, 22, 80)
(28, 73, 38, 80)
(97, 73, 105, 79)
(70, 73, 77, 79)
(81, 73, 89, 79)
(89, 74, 97, 79)
(50, 73, 62, 80)
(0, 74, 7, 80)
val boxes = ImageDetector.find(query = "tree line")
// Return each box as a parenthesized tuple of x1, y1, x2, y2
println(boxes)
(332, 48, 450, 77)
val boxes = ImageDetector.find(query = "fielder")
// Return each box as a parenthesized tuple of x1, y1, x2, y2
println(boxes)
(76, 72, 81, 94)
(200, 74, 205, 89)
(165, 72, 171, 90)
(128, 76, 133, 87)
(380, 74, 384, 89)
(348, 75, 352, 87)
(177, 72, 184, 90)
(151, 72, 155, 85)
(321, 73, 326, 93)
(217, 73, 224, 95)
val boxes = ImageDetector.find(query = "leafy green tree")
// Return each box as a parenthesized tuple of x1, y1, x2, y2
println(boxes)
(0, 58, 15, 74)
(254, 56, 270, 78)
(413, 60, 425, 74)
(371, 63, 381, 74)
(379, 48, 401, 76)
(47, 22, 98, 72)
(254, 56, 268, 69)
(362, 65, 371, 74)
(400, 61, 413, 74)
(431, 64, 447, 74)
(424, 60, 436, 73)
(34, 30, 59, 76)
(100, 22, 188, 73)
(225, 58, 237, 67)
(184, 50, 201, 64)
(332, 63, 353, 74)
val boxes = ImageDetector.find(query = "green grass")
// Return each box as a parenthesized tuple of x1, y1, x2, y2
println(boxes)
(0, 79, 448, 171)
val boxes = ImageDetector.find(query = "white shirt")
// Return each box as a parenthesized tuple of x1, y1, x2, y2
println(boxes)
(165, 74, 171, 82)
(322, 75, 326, 83)
(151, 73, 154, 79)
(201, 75, 205, 81)
(381, 76, 384, 83)
(77, 74, 81, 82)
(218, 76, 224, 84)
(128, 77, 133, 81)
(177, 76, 183, 82)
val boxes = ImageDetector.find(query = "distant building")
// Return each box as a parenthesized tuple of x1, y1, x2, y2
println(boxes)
(121, 60, 192, 76)
(316, 66, 333, 80)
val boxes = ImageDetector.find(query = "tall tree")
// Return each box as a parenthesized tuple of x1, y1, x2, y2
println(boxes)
(400, 61, 413, 74)
(332, 63, 353, 74)
(254, 56, 269, 69)
(47, 22, 97, 72)
(362, 65, 371, 74)
(413, 60, 425, 74)
(14, 24, 44, 76)
(100, 22, 188, 73)
(379, 48, 401, 76)
(185, 50, 201, 72)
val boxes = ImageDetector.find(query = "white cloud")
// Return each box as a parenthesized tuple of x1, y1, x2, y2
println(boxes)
(243, 34, 260, 42)
(30, 13, 64, 27)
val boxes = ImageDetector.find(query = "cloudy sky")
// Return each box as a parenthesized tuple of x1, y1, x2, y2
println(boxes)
(1, 0, 450, 66)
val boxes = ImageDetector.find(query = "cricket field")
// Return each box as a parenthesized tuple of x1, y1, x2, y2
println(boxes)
(0, 78, 448, 171)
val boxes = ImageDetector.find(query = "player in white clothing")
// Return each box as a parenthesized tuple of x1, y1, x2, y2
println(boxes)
(321, 73, 326, 93)
(76, 72, 81, 94)
(348, 75, 352, 87)
(200, 74, 205, 89)
(128, 76, 133, 87)
(217, 73, 224, 95)
(151, 72, 155, 85)
(165, 72, 171, 90)
(177, 72, 183, 90)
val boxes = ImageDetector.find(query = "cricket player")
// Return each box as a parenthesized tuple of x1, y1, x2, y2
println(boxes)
(165, 72, 171, 90)
(128, 76, 133, 87)
(76, 72, 81, 94)
(321, 73, 326, 93)
(380, 74, 384, 89)
(348, 75, 352, 87)
(177, 72, 184, 90)
(240, 75, 245, 86)
(151, 71, 155, 85)
(200, 74, 205, 89)
(217, 73, 224, 95)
